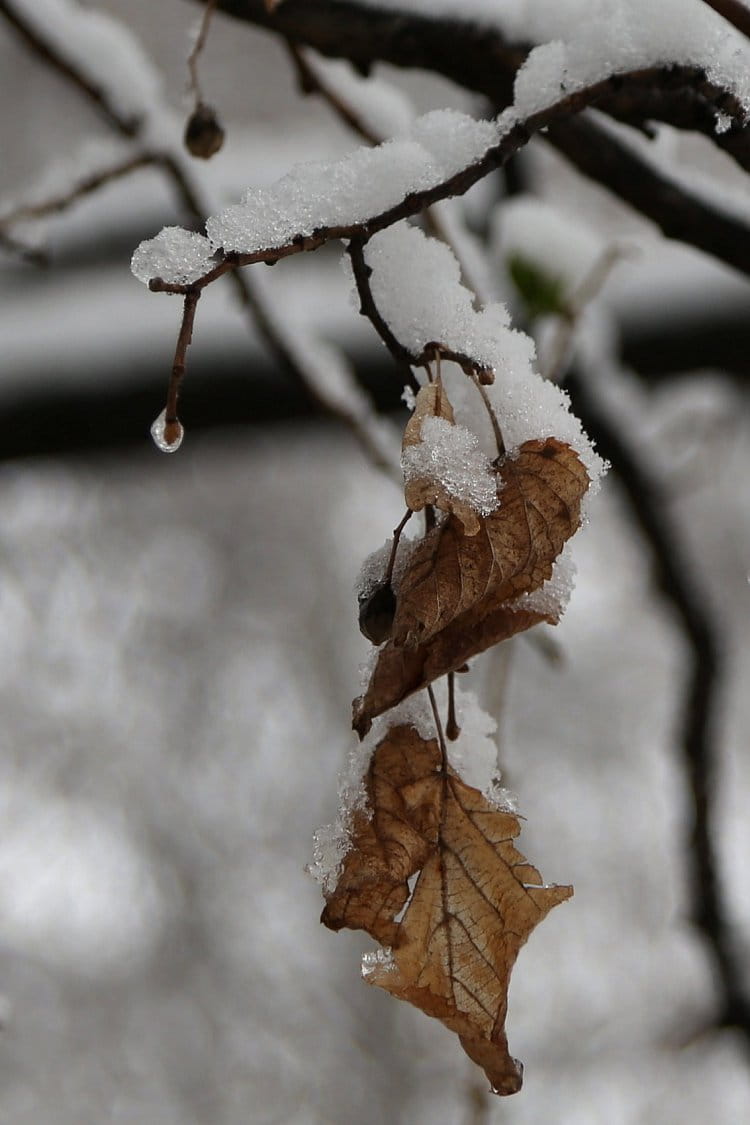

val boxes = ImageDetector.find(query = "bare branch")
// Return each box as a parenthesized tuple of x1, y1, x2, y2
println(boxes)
(700, 0, 750, 41)
(545, 113, 750, 281)
(0, 0, 139, 135)
(0, 153, 159, 227)
(347, 238, 492, 385)
(186, 0, 219, 105)
(565, 369, 750, 1046)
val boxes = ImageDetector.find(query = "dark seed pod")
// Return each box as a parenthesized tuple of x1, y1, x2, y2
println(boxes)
(184, 103, 225, 159)
(358, 581, 397, 646)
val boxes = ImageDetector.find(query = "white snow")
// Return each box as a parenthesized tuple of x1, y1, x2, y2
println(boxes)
(356, 223, 606, 487)
(368, 0, 750, 116)
(131, 227, 216, 287)
(493, 194, 608, 298)
(401, 415, 498, 516)
(202, 110, 499, 255)
(512, 543, 578, 620)
(8, 0, 161, 123)
(309, 684, 514, 892)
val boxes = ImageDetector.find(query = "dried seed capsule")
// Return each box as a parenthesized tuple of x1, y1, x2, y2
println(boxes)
(184, 103, 225, 159)
(358, 581, 397, 646)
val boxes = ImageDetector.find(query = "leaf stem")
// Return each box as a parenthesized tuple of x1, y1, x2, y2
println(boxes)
(187, 0, 219, 105)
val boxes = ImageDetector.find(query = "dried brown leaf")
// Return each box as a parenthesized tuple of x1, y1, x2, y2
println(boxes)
(323, 724, 572, 1094)
(395, 438, 589, 647)
(353, 439, 589, 732)
(402, 380, 483, 535)
(353, 603, 548, 735)
(402, 380, 455, 449)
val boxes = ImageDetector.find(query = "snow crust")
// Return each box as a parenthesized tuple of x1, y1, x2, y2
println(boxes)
(131, 227, 216, 287)
(201, 110, 498, 255)
(401, 415, 498, 516)
(368, 0, 750, 115)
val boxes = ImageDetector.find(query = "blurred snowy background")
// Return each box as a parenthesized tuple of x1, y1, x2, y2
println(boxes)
(0, 1, 750, 1122)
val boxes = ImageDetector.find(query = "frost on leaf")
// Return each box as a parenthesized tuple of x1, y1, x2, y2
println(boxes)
(401, 380, 497, 535)
(322, 724, 572, 1095)
(354, 438, 589, 732)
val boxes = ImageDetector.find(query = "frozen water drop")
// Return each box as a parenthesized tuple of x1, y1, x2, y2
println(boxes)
(150, 408, 184, 453)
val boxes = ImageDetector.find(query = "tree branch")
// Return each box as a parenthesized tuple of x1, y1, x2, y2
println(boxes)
(700, 0, 750, 41)
(0, 0, 139, 135)
(192, 1, 750, 167)
(544, 114, 750, 279)
(565, 369, 750, 1044)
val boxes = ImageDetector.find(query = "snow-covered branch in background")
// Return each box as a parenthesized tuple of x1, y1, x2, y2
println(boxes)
(0, 0, 401, 480)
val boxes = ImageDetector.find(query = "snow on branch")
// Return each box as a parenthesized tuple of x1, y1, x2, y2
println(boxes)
(132, 44, 750, 295)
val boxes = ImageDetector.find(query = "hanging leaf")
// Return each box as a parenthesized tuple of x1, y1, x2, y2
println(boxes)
(394, 438, 588, 647)
(323, 723, 572, 1095)
(353, 438, 589, 732)
(402, 380, 491, 535)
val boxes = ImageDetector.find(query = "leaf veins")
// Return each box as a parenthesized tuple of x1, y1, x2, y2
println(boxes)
(322, 724, 572, 1095)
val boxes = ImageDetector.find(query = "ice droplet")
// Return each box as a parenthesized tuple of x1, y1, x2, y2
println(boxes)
(361, 946, 395, 978)
(150, 408, 184, 453)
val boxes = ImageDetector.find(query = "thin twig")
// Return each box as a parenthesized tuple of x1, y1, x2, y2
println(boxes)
(0, 153, 159, 227)
(285, 41, 380, 144)
(542, 246, 626, 384)
(384, 510, 413, 582)
(446, 672, 460, 741)
(145, 60, 750, 295)
(565, 370, 750, 1047)
(186, 0, 219, 105)
(427, 683, 449, 774)
(0, 0, 139, 135)
(283, 43, 488, 299)
(347, 239, 491, 384)
(164, 290, 201, 441)
(471, 373, 505, 459)
(0, 227, 48, 265)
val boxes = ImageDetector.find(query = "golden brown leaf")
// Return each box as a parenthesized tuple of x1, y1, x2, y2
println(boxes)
(323, 724, 572, 1094)
(402, 380, 483, 535)
(353, 439, 589, 732)
(353, 603, 548, 736)
(394, 438, 589, 647)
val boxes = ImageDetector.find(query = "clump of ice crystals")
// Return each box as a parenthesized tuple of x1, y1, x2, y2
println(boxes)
(511, 0, 750, 119)
(150, 408, 183, 453)
(359, 223, 606, 490)
(361, 947, 395, 978)
(402, 416, 498, 516)
(203, 110, 498, 255)
(131, 228, 216, 287)
(512, 544, 577, 620)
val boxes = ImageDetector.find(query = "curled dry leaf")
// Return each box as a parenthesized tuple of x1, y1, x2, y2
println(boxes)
(402, 380, 483, 535)
(354, 438, 588, 733)
(322, 724, 572, 1095)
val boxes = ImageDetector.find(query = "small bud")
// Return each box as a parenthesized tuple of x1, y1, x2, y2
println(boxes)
(184, 103, 225, 159)
(358, 581, 397, 646)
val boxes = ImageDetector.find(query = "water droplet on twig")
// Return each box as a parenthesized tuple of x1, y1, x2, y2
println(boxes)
(150, 408, 184, 453)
